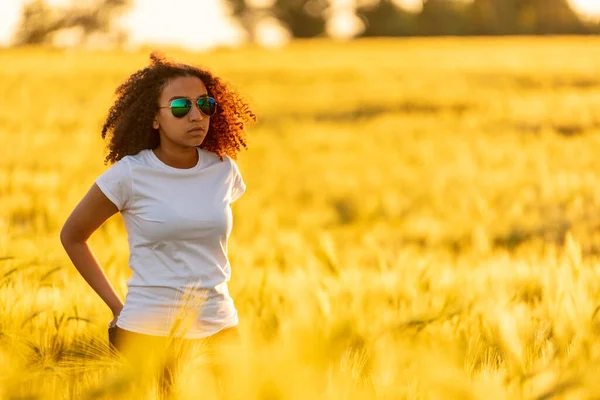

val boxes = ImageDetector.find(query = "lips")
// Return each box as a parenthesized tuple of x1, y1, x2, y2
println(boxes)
(187, 127, 206, 134)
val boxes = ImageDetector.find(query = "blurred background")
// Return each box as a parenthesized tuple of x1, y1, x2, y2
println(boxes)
(3, 1, 600, 399)
(1, 0, 600, 50)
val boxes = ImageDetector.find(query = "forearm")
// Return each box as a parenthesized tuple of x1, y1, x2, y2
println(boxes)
(61, 239, 124, 315)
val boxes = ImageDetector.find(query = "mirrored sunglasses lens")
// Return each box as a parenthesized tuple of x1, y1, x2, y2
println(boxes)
(197, 97, 216, 116)
(171, 99, 191, 118)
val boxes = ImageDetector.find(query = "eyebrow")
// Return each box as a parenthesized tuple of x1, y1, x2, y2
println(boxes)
(168, 94, 208, 101)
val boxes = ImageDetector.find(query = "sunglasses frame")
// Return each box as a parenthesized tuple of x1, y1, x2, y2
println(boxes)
(158, 95, 218, 118)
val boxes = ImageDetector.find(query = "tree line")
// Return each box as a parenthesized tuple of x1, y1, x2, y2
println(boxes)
(227, 0, 600, 39)
(14, 0, 600, 46)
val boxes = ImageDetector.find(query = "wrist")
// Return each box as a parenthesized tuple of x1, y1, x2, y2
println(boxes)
(110, 304, 124, 316)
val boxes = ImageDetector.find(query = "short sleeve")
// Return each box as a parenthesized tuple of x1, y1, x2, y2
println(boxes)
(95, 157, 132, 211)
(229, 157, 246, 203)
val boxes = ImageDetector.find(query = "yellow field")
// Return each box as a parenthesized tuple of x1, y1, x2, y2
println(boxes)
(2, 36, 600, 399)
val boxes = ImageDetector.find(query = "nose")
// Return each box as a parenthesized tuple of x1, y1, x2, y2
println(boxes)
(188, 104, 203, 121)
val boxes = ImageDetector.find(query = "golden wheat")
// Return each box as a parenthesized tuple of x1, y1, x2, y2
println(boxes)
(1, 37, 600, 399)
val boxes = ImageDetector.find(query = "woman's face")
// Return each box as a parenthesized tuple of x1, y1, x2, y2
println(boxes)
(153, 75, 211, 148)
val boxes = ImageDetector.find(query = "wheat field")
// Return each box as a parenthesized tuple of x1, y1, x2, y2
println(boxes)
(2, 36, 600, 399)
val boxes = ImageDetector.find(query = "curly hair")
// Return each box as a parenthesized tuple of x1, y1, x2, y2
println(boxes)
(101, 52, 256, 165)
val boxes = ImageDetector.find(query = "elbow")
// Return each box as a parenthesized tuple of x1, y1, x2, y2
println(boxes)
(60, 224, 82, 247)
(59, 225, 71, 248)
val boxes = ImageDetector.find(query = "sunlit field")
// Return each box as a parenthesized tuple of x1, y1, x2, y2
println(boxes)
(2, 36, 600, 399)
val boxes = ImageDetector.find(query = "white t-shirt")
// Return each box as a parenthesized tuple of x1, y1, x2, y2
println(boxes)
(95, 147, 246, 338)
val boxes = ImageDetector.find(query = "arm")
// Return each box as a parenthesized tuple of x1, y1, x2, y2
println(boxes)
(60, 183, 124, 319)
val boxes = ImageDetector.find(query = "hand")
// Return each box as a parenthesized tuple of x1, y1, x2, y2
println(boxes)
(108, 316, 119, 348)
(109, 304, 123, 329)
(108, 314, 118, 329)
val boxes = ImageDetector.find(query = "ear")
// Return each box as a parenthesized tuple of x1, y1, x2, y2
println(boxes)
(153, 115, 159, 130)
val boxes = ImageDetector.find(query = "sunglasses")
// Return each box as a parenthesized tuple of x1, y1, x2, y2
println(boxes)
(159, 95, 217, 118)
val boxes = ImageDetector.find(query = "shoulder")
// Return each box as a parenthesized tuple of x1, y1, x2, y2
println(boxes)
(223, 155, 243, 178)
(199, 148, 236, 168)
(123, 149, 150, 165)
(97, 150, 153, 184)
(106, 150, 154, 174)
(106, 150, 147, 168)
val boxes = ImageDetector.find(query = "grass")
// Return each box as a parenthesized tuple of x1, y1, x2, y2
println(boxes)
(1, 36, 600, 398)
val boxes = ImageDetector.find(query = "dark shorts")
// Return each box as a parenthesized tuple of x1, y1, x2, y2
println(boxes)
(108, 324, 240, 358)
(107, 324, 242, 397)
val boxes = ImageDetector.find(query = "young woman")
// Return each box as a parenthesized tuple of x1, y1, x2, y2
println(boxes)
(60, 52, 256, 398)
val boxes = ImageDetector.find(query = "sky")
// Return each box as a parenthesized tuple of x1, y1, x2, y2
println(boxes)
(0, 0, 599, 49)
(0, 0, 246, 50)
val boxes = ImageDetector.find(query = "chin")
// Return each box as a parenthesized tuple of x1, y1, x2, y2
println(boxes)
(185, 133, 205, 141)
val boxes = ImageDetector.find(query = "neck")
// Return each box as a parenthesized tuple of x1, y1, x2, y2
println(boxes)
(153, 145, 199, 169)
